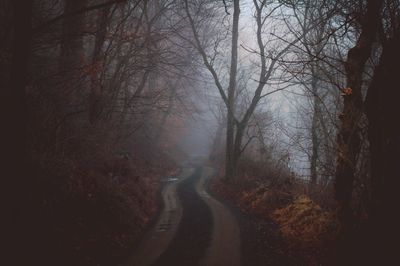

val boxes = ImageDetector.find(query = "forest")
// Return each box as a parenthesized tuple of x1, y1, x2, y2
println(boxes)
(3, 0, 399, 265)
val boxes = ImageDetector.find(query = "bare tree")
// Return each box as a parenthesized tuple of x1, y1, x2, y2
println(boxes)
(184, 0, 302, 180)
(282, 0, 342, 192)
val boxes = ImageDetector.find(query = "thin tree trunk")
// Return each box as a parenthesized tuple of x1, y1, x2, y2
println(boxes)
(309, 68, 320, 190)
(154, 85, 176, 143)
(232, 123, 245, 177)
(224, 0, 240, 181)
(60, 0, 88, 74)
(210, 120, 225, 162)
(89, 4, 111, 124)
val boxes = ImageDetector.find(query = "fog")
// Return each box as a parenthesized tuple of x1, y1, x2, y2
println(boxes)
(178, 108, 218, 158)
(12, 0, 398, 264)
(170, 0, 310, 176)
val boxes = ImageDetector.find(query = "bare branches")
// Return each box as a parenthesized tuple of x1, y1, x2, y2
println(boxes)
(34, 0, 140, 33)
(183, 0, 229, 106)
(222, 0, 230, 15)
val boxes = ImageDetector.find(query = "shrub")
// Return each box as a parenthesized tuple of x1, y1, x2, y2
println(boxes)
(272, 195, 339, 244)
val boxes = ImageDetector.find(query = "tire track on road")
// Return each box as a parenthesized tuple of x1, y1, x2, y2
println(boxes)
(121, 167, 194, 266)
(153, 167, 213, 266)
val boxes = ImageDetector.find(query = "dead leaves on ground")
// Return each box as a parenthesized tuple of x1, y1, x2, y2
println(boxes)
(273, 195, 339, 244)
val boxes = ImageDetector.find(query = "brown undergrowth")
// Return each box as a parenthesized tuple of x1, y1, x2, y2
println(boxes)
(210, 161, 339, 265)
(273, 195, 339, 265)
(26, 141, 181, 266)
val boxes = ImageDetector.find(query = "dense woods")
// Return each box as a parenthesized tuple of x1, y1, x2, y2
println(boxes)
(3, 0, 399, 265)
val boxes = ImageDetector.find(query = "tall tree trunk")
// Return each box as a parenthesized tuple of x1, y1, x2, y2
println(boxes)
(232, 123, 245, 175)
(334, 0, 383, 230)
(89, 4, 111, 124)
(309, 68, 320, 190)
(60, 0, 88, 74)
(9, 1, 32, 157)
(8, 1, 33, 264)
(210, 120, 225, 162)
(154, 85, 176, 143)
(365, 30, 400, 263)
(59, 0, 88, 120)
(224, 0, 240, 181)
(57, 0, 88, 147)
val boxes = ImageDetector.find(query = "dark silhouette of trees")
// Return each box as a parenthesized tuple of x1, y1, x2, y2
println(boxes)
(334, 0, 384, 231)
(365, 1, 400, 261)
(5, 1, 203, 265)
(3, 0, 400, 264)
(7, 1, 34, 265)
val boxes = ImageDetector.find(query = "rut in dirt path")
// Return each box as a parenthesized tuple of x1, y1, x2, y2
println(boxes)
(152, 167, 213, 266)
(197, 166, 241, 266)
(123, 164, 241, 266)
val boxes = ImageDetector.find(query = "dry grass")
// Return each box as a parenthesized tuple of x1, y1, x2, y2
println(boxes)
(273, 195, 339, 243)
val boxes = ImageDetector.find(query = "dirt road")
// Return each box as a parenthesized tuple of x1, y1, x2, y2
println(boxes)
(197, 166, 241, 266)
(121, 167, 194, 266)
(122, 164, 241, 266)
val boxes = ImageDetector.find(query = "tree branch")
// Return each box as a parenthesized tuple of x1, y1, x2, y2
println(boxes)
(34, 0, 140, 33)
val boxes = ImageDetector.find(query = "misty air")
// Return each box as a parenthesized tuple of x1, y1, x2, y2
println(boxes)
(4, 0, 399, 265)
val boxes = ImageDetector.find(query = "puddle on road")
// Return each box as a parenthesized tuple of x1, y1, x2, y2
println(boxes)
(157, 223, 172, 232)
(162, 177, 179, 182)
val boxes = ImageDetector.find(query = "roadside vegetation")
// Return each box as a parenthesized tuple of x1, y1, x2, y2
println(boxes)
(210, 149, 339, 265)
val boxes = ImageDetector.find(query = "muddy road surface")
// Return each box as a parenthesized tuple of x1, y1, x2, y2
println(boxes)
(122, 161, 240, 266)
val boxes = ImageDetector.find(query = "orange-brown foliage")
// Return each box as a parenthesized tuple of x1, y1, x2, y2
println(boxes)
(273, 195, 339, 244)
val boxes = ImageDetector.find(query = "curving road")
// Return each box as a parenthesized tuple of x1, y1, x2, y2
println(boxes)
(197, 166, 240, 266)
(122, 162, 241, 266)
